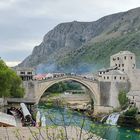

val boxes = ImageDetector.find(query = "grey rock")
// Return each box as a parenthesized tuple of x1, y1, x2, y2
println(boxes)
(18, 7, 140, 73)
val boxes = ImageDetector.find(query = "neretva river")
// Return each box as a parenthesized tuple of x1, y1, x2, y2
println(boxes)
(38, 104, 140, 140)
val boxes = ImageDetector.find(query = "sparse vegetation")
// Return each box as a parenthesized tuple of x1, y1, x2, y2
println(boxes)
(118, 90, 129, 110)
(58, 32, 140, 72)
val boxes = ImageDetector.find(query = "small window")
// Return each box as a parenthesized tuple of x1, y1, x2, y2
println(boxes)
(117, 57, 119, 60)
(120, 77, 122, 80)
(124, 56, 126, 60)
(122, 64, 124, 67)
(113, 58, 116, 61)
(20, 72, 25, 74)
(133, 64, 135, 67)
(107, 76, 109, 79)
(119, 64, 120, 67)
(122, 69, 124, 71)
(123, 77, 125, 80)
(131, 56, 133, 59)
(114, 76, 116, 80)
(132, 64, 135, 69)
(115, 64, 117, 66)
(27, 72, 32, 75)
(100, 72, 102, 74)
(104, 76, 106, 79)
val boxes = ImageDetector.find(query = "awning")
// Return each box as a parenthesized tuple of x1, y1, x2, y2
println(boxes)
(0, 112, 16, 127)
(20, 103, 31, 117)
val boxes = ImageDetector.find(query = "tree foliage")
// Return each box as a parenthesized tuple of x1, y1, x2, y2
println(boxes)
(118, 90, 129, 109)
(123, 107, 138, 117)
(0, 59, 24, 98)
(47, 81, 82, 93)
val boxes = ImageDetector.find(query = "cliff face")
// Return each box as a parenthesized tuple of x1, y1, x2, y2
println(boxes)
(19, 7, 140, 73)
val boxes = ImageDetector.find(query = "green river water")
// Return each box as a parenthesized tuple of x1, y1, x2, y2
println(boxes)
(38, 105, 140, 140)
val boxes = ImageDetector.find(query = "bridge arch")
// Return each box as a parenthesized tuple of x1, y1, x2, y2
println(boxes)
(35, 76, 100, 106)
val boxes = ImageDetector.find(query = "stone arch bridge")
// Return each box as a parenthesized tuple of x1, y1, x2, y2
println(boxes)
(23, 75, 114, 113)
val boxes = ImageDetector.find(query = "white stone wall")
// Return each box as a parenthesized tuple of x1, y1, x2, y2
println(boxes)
(94, 106, 113, 114)
(110, 52, 136, 74)
(99, 74, 127, 82)
(17, 70, 35, 76)
(109, 82, 120, 108)
(127, 69, 140, 90)
(128, 95, 140, 112)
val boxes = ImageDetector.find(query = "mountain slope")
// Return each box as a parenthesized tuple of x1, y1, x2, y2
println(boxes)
(58, 31, 140, 72)
(19, 7, 140, 73)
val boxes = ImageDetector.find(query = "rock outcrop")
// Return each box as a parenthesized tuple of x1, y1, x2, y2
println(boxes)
(19, 7, 140, 73)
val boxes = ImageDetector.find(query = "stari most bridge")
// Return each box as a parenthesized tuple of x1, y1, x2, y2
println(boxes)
(24, 75, 100, 104)
(23, 75, 113, 114)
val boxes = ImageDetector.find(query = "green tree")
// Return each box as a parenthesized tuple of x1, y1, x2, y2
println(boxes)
(118, 90, 129, 110)
(0, 59, 24, 98)
(123, 106, 138, 117)
(47, 81, 82, 93)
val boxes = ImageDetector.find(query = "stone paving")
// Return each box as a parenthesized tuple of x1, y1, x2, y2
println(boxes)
(0, 127, 105, 140)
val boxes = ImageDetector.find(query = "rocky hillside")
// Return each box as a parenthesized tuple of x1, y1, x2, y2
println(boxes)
(19, 7, 140, 73)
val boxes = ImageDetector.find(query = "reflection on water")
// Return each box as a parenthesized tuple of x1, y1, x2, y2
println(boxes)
(38, 105, 140, 140)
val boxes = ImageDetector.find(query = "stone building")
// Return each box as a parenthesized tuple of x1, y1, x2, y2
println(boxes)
(99, 69, 128, 82)
(110, 51, 136, 74)
(127, 90, 140, 111)
(15, 67, 35, 81)
(98, 51, 140, 111)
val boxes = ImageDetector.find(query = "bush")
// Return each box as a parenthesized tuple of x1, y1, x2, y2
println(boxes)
(118, 90, 129, 109)
(123, 107, 138, 117)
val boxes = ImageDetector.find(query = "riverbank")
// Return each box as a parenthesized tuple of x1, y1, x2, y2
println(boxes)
(40, 93, 92, 111)
(0, 126, 105, 140)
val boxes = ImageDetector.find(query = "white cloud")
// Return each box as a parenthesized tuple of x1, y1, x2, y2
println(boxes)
(5, 0, 140, 20)
(0, 38, 42, 62)
(0, 38, 41, 51)
(5, 61, 21, 67)
(0, 0, 18, 10)
(0, 0, 140, 62)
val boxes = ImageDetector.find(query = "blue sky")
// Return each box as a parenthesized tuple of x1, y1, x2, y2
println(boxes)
(1, 0, 140, 66)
